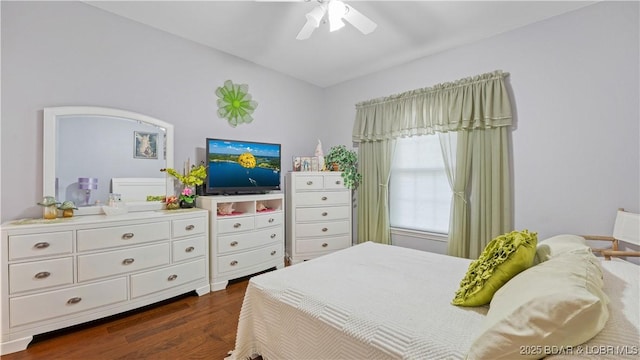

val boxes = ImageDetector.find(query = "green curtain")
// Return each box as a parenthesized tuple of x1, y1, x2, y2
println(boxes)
(353, 71, 513, 257)
(356, 139, 396, 244)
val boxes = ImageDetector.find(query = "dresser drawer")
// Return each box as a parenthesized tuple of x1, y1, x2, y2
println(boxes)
(172, 216, 206, 238)
(172, 236, 206, 263)
(77, 243, 170, 282)
(217, 216, 254, 235)
(77, 222, 170, 252)
(294, 175, 323, 190)
(9, 257, 73, 294)
(323, 174, 347, 189)
(217, 228, 283, 254)
(255, 212, 283, 229)
(8, 231, 73, 260)
(217, 243, 282, 274)
(296, 191, 350, 206)
(295, 221, 350, 237)
(130, 259, 206, 298)
(296, 236, 352, 254)
(295, 206, 350, 222)
(9, 277, 127, 327)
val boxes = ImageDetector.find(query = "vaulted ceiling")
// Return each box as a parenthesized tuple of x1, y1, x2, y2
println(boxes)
(86, 1, 595, 87)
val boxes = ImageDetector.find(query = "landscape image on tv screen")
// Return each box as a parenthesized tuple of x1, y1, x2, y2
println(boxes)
(206, 139, 281, 192)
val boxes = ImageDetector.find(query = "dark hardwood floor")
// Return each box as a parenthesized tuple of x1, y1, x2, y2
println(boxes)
(2, 278, 250, 360)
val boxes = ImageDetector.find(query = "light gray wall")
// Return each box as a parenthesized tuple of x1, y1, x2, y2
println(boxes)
(2, 1, 638, 251)
(324, 1, 639, 247)
(1, 1, 324, 222)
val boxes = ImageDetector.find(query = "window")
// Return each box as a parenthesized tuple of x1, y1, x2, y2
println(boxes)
(389, 135, 451, 234)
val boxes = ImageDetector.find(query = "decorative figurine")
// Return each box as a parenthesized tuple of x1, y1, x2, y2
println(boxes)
(315, 139, 325, 171)
(217, 202, 235, 215)
(58, 201, 78, 218)
(38, 196, 59, 220)
(256, 201, 268, 212)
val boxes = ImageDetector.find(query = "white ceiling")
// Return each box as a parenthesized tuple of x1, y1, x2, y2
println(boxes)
(86, 1, 596, 88)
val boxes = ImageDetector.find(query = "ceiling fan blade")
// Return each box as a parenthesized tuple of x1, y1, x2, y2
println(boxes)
(296, 3, 327, 40)
(296, 20, 317, 40)
(343, 4, 377, 35)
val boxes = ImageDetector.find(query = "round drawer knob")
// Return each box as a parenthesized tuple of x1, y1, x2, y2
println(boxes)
(122, 233, 135, 240)
(122, 258, 135, 265)
(67, 297, 82, 305)
(34, 242, 50, 249)
(185, 246, 195, 252)
(233, 223, 242, 228)
(268, 218, 275, 223)
(307, 181, 313, 185)
(321, 196, 328, 201)
(270, 250, 277, 256)
(335, 180, 341, 184)
(168, 274, 178, 281)
(230, 260, 238, 266)
(270, 233, 276, 239)
(230, 241, 238, 247)
(185, 224, 195, 231)
(321, 212, 328, 216)
(34, 271, 51, 279)
(322, 227, 328, 232)
(322, 243, 328, 248)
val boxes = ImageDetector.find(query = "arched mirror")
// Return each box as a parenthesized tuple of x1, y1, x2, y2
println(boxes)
(43, 106, 174, 215)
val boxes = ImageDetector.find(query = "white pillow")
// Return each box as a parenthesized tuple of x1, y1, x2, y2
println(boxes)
(534, 234, 590, 264)
(467, 250, 609, 360)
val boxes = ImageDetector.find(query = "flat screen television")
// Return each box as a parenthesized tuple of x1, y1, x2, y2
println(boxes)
(204, 138, 281, 195)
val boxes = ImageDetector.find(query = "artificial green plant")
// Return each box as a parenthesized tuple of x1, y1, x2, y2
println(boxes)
(324, 145, 362, 190)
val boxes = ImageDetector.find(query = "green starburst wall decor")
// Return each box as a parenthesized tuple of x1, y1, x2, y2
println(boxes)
(215, 80, 258, 127)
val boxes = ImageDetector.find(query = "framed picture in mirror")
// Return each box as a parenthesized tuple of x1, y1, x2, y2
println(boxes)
(134, 131, 158, 159)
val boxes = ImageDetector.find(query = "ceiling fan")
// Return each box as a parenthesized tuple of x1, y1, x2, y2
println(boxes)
(295, 0, 377, 40)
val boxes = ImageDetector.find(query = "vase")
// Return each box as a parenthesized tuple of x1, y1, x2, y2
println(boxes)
(43, 205, 57, 220)
(179, 200, 195, 209)
(166, 202, 180, 210)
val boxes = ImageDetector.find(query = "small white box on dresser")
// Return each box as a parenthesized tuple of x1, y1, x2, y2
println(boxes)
(0, 209, 209, 355)
(285, 171, 353, 264)
(197, 193, 285, 291)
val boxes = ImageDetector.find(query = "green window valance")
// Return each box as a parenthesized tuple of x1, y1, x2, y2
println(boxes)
(352, 70, 512, 142)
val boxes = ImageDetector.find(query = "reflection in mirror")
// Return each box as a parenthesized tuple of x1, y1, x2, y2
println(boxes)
(43, 107, 174, 215)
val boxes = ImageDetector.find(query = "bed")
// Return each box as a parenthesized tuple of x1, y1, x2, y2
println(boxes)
(228, 240, 640, 359)
(111, 177, 166, 202)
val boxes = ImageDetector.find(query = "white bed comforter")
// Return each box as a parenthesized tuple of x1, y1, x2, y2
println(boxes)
(229, 242, 488, 360)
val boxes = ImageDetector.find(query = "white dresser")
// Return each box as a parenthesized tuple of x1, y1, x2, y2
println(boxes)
(0, 209, 209, 355)
(197, 193, 285, 291)
(285, 171, 352, 264)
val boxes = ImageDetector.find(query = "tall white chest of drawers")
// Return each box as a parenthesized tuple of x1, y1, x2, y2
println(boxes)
(197, 193, 285, 291)
(285, 172, 352, 264)
(0, 209, 209, 355)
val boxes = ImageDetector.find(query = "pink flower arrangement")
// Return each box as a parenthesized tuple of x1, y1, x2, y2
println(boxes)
(179, 187, 196, 204)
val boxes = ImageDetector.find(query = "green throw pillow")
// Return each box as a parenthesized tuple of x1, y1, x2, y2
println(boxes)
(452, 230, 537, 307)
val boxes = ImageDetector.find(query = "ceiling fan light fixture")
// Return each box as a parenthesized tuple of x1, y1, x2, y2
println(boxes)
(295, 0, 376, 40)
(327, 0, 346, 32)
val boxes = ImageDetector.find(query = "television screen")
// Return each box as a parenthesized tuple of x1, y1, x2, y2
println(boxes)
(205, 138, 281, 195)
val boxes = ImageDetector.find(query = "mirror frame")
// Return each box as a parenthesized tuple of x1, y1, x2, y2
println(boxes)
(43, 106, 174, 215)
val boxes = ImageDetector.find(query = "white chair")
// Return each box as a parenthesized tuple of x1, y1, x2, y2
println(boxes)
(583, 209, 640, 260)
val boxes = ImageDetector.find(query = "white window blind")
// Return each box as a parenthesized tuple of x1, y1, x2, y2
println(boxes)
(389, 135, 451, 234)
